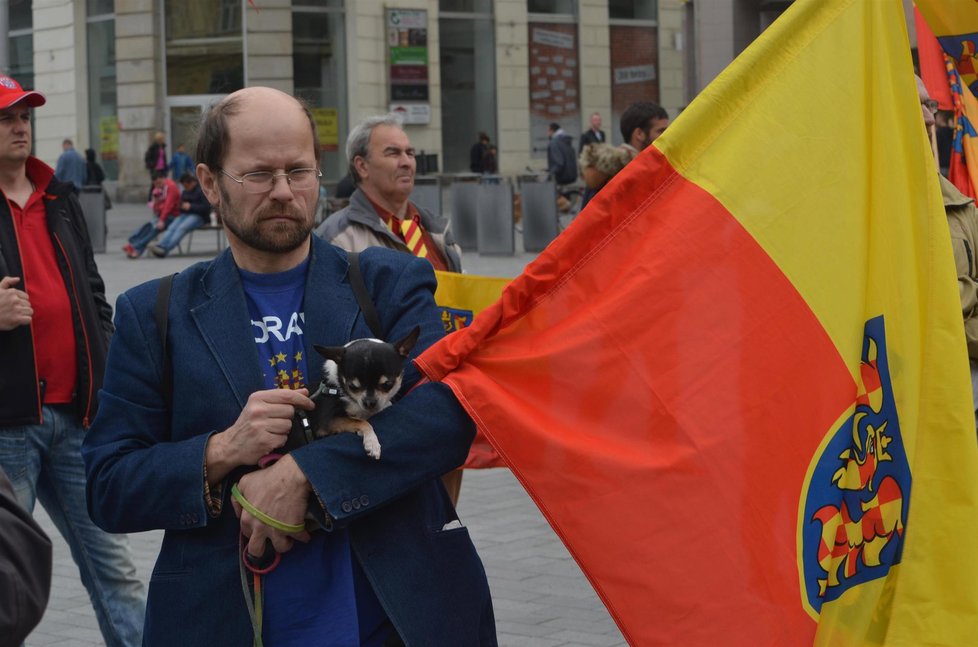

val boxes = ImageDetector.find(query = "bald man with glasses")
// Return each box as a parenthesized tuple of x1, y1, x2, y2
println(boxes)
(84, 86, 496, 647)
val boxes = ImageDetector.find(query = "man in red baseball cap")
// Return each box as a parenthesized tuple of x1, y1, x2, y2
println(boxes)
(0, 75, 147, 645)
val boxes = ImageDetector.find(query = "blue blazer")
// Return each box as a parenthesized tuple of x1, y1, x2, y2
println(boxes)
(83, 239, 496, 646)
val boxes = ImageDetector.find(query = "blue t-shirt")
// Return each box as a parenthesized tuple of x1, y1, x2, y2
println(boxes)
(240, 260, 390, 646)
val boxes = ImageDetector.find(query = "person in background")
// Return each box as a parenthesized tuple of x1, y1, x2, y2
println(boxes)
(484, 145, 498, 175)
(147, 172, 212, 258)
(470, 132, 491, 174)
(546, 122, 578, 187)
(122, 170, 180, 258)
(54, 138, 86, 193)
(144, 131, 167, 178)
(170, 143, 194, 181)
(0, 74, 146, 647)
(620, 101, 670, 155)
(84, 148, 105, 187)
(578, 112, 606, 153)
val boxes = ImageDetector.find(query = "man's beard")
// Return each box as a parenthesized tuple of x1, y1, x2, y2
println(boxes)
(217, 183, 316, 254)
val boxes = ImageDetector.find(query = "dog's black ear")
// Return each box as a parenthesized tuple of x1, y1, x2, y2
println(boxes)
(393, 326, 421, 358)
(314, 344, 346, 363)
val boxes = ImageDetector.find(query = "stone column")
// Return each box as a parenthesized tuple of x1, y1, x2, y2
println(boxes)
(244, 0, 292, 93)
(32, 0, 85, 167)
(658, 0, 686, 117)
(494, 1, 531, 176)
(578, 0, 611, 141)
(115, 0, 163, 202)
(349, 0, 441, 162)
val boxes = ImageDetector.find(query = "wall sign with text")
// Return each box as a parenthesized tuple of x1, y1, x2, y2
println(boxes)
(387, 8, 430, 121)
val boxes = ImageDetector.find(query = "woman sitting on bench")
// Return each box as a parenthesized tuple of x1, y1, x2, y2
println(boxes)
(148, 172, 212, 257)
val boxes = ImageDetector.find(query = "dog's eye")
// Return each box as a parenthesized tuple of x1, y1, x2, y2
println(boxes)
(347, 384, 363, 393)
(377, 383, 393, 393)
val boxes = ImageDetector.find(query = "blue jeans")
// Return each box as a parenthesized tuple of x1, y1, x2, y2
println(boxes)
(0, 405, 146, 646)
(156, 213, 204, 253)
(128, 220, 168, 253)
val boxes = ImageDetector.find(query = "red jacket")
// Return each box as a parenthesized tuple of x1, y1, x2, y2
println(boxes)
(153, 178, 181, 224)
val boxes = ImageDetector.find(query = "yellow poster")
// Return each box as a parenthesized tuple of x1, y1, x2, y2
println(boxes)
(99, 116, 119, 160)
(312, 108, 338, 152)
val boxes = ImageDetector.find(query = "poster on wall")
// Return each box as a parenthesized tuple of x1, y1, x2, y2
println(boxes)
(387, 8, 430, 122)
(528, 23, 581, 160)
(312, 107, 339, 152)
(610, 25, 659, 146)
(99, 115, 119, 161)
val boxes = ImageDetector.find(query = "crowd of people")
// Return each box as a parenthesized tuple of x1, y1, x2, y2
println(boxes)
(0, 52, 974, 645)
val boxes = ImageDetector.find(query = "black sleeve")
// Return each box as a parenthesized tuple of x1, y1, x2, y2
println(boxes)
(0, 469, 52, 646)
(66, 193, 114, 340)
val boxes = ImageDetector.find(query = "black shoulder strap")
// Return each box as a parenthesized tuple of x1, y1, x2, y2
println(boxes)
(346, 251, 383, 338)
(155, 273, 176, 404)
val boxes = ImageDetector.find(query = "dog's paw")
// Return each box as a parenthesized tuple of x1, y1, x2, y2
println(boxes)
(363, 436, 381, 460)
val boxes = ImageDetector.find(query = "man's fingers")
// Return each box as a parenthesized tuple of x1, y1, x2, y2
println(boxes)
(0, 276, 21, 289)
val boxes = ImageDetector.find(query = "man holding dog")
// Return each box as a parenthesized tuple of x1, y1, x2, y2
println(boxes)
(84, 86, 495, 646)
(0, 76, 146, 646)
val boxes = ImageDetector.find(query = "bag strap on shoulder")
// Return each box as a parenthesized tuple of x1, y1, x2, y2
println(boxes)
(346, 251, 383, 338)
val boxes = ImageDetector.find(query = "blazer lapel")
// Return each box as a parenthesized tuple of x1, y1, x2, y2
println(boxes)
(191, 251, 264, 408)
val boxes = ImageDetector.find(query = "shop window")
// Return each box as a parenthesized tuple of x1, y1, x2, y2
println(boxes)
(164, 0, 244, 95)
(292, 2, 347, 180)
(440, 9, 496, 172)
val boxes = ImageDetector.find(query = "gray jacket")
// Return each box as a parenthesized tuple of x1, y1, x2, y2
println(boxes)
(315, 188, 462, 272)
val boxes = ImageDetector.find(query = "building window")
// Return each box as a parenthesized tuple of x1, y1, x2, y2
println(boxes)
(439, 1, 496, 172)
(164, 0, 244, 96)
(8, 0, 32, 89)
(528, 0, 577, 15)
(609, 1, 659, 145)
(609, 0, 656, 20)
(528, 1, 579, 158)
(87, 6, 118, 180)
(292, 1, 346, 180)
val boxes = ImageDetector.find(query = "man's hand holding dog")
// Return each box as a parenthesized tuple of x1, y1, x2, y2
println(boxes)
(205, 387, 314, 485)
(233, 454, 312, 557)
(0, 276, 32, 331)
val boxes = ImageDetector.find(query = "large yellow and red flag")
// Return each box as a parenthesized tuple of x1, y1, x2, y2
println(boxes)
(416, 0, 978, 644)
(916, 0, 978, 198)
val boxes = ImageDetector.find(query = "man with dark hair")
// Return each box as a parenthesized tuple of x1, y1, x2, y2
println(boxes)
(619, 101, 670, 154)
(470, 131, 491, 173)
(84, 86, 495, 646)
(547, 122, 578, 186)
(0, 74, 145, 647)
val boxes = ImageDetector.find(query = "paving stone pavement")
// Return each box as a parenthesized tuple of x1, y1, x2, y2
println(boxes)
(24, 201, 625, 646)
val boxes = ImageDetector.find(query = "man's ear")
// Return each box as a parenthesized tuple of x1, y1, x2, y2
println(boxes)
(352, 156, 368, 183)
(196, 163, 222, 208)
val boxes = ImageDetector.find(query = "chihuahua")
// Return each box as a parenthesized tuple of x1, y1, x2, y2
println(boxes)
(288, 326, 421, 460)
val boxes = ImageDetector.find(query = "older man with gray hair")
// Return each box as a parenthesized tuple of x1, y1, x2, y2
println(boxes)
(316, 115, 461, 273)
